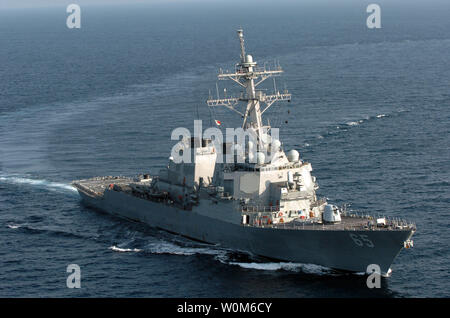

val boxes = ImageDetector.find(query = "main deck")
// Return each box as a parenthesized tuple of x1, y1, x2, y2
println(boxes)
(73, 176, 416, 234)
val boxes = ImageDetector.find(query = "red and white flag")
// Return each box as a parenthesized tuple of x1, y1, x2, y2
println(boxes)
(215, 120, 222, 126)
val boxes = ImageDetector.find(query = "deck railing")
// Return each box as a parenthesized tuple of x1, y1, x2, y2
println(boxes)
(241, 205, 280, 213)
(243, 211, 416, 231)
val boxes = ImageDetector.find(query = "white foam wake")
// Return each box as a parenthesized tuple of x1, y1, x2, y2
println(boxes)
(109, 239, 342, 276)
(108, 240, 222, 256)
(7, 224, 21, 229)
(109, 245, 142, 253)
(0, 175, 77, 193)
(226, 261, 330, 274)
(146, 241, 222, 256)
(345, 120, 364, 126)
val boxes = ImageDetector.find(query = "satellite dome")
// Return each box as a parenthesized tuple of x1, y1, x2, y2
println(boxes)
(272, 139, 281, 151)
(287, 149, 299, 162)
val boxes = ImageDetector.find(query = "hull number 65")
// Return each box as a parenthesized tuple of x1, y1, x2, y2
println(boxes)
(349, 234, 374, 248)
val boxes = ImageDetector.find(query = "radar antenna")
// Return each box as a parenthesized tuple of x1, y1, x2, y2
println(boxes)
(207, 29, 291, 147)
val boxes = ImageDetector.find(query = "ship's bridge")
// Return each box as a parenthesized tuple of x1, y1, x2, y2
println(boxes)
(222, 156, 316, 208)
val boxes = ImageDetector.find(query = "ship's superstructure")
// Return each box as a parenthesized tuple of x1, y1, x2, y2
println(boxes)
(73, 30, 415, 276)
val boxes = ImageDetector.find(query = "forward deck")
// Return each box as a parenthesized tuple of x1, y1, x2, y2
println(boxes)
(267, 215, 416, 231)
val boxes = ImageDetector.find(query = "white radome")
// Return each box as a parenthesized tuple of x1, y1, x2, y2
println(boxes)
(257, 152, 265, 165)
(287, 149, 299, 162)
(271, 139, 281, 151)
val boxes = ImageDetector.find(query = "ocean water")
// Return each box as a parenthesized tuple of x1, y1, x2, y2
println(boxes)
(0, 1, 449, 297)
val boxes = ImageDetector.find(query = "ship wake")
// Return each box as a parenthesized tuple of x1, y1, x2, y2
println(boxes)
(215, 253, 337, 275)
(0, 174, 77, 193)
(108, 237, 225, 257)
(109, 236, 343, 275)
(313, 108, 410, 142)
(225, 261, 330, 274)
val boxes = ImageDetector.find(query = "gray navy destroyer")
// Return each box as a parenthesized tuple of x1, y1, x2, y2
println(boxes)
(73, 29, 415, 276)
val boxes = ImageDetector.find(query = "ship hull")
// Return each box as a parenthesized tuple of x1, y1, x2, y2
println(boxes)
(77, 189, 413, 276)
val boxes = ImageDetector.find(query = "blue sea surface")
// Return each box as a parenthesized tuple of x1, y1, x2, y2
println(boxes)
(0, 1, 449, 297)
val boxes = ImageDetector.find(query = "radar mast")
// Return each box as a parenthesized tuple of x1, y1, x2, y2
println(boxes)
(207, 29, 291, 148)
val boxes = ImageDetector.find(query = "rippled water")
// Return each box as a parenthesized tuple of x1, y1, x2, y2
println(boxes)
(0, 2, 449, 297)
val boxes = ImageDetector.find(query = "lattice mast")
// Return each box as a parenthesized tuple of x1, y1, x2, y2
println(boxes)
(207, 29, 291, 147)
